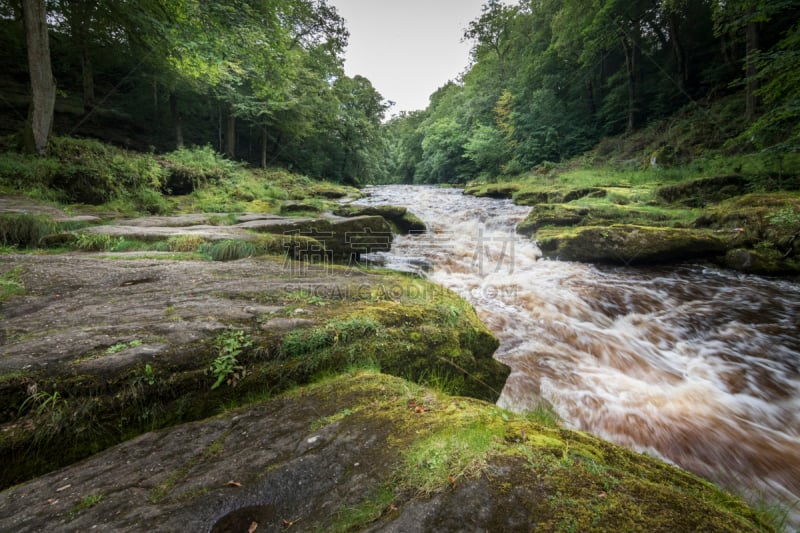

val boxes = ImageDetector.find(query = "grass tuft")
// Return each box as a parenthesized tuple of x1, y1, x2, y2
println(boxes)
(198, 240, 257, 261)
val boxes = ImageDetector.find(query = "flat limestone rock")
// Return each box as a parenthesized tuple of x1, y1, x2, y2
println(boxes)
(0, 372, 767, 533)
(71, 214, 393, 257)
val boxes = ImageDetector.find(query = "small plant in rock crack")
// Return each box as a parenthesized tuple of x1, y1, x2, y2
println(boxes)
(209, 329, 253, 389)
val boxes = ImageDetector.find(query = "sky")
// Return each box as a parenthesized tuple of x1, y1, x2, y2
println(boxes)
(328, 0, 487, 117)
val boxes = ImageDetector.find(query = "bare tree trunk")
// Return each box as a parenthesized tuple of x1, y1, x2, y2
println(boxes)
(621, 36, 639, 132)
(745, 16, 760, 122)
(170, 92, 184, 149)
(22, 0, 56, 155)
(152, 78, 159, 122)
(260, 125, 268, 169)
(225, 108, 236, 158)
(80, 45, 94, 111)
(586, 80, 597, 117)
(667, 12, 688, 92)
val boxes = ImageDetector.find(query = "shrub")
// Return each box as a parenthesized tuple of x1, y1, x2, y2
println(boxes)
(161, 146, 244, 195)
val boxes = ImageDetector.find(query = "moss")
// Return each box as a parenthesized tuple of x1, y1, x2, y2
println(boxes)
(537, 224, 726, 265)
(517, 205, 590, 236)
(334, 204, 427, 235)
(513, 186, 606, 206)
(463, 183, 520, 199)
(0, 266, 25, 303)
(302, 372, 770, 532)
(657, 175, 750, 206)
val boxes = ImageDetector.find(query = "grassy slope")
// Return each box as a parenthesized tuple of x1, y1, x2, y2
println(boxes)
(465, 95, 800, 272)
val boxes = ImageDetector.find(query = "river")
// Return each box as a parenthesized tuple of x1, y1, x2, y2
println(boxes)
(353, 185, 800, 528)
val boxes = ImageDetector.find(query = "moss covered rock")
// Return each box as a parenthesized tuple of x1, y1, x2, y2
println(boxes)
(517, 205, 590, 236)
(334, 204, 426, 235)
(537, 225, 726, 265)
(0, 255, 503, 489)
(0, 371, 771, 532)
(724, 247, 800, 275)
(513, 187, 606, 206)
(657, 175, 750, 206)
(463, 183, 520, 199)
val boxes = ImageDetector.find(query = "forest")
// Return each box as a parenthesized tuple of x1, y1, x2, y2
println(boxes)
(1, 0, 389, 185)
(385, 0, 800, 184)
(1, 0, 800, 184)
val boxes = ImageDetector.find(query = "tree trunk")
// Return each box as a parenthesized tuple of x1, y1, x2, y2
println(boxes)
(225, 108, 236, 158)
(586, 80, 597, 117)
(80, 45, 94, 111)
(667, 12, 688, 92)
(260, 125, 268, 169)
(152, 78, 159, 122)
(22, 0, 56, 155)
(170, 92, 184, 149)
(621, 35, 639, 132)
(745, 17, 760, 122)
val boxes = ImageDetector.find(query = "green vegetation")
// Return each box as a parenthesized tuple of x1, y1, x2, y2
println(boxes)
(198, 240, 257, 262)
(105, 340, 143, 355)
(384, 2, 800, 184)
(305, 371, 771, 532)
(1, 0, 389, 184)
(0, 267, 24, 303)
(69, 494, 104, 518)
(209, 329, 253, 390)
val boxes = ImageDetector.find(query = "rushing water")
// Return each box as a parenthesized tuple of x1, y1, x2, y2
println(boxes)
(353, 185, 800, 527)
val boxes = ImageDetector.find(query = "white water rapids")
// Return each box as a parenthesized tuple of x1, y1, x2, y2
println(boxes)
(353, 185, 800, 527)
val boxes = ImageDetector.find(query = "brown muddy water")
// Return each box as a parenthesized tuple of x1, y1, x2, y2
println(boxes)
(353, 185, 800, 528)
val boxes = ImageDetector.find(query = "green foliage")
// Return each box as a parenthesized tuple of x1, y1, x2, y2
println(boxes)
(161, 235, 207, 253)
(199, 240, 257, 261)
(19, 390, 68, 417)
(161, 147, 245, 192)
(106, 339, 143, 355)
(210, 329, 253, 390)
(282, 317, 382, 358)
(768, 207, 800, 230)
(70, 494, 104, 517)
(72, 232, 126, 252)
(0, 213, 56, 247)
(384, 0, 800, 184)
(401, 421, 503, 495)
(142, 364, 156, 386)
(0, 267, 25, 303)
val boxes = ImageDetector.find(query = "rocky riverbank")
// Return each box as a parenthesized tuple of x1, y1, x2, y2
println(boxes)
(466, 176, 800, 275)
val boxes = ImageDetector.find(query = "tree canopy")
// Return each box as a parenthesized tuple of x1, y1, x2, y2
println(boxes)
(0, 0, 390, 184)
(384, 0, 800, 184)
(3, 0, 799, 185)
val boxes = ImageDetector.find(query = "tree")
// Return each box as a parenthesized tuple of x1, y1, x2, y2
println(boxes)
(22, 0, 55, 155)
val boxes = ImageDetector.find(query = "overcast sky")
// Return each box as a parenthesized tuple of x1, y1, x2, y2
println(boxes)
(328, 0, 487, 117)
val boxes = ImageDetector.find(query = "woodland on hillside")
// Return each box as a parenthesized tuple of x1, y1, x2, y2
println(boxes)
(385, 0, 800, 184)
(1, 0, 388, 185)
(1, 0, 799, 186)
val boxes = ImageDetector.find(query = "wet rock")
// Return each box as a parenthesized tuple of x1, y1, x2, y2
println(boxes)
(537, 225, 726, 265)
(724, 248, 800, 275)
(334, 205, 426, 235)
(0, 372, 768, 533)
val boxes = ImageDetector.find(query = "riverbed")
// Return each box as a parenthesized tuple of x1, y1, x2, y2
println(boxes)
(354, 184, 800, 528)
